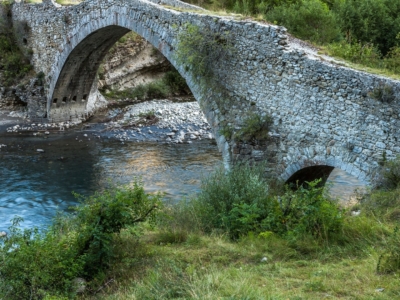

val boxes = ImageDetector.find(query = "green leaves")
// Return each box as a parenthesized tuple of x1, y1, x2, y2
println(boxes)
(174, 23, 234, 88)
(0, 182, 162, 299)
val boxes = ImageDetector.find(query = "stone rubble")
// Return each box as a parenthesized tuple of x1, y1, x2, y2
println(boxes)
(105, 99, 214, 144)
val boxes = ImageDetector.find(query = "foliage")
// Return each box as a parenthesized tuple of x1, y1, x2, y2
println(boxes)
(234, 112, 272, 142)
(103, 69, 189, 100)
(369, 83, 395, 103)
(0, 2, 33, 86)
(0, 183, 161, 299)
(379, 155, 400, 190)
(194, 163, 270, 238)
(265, 0, 341, 44)
(325, 40, 382, 66)
(378, 227, 400, 273)
(333, 0, 400, 56)
(175, 23, 234, 88)
(191, 163, 343, 241)
(265, 180, 344, 241)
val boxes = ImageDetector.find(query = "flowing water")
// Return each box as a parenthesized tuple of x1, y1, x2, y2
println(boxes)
(0, 130, 365, 231)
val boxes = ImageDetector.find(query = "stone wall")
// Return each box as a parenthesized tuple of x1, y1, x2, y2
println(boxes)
(10, 0, 400, 183)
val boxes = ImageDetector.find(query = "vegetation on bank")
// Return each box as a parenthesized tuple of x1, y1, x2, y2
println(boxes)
(2, 157, 400, 298)
(101, 69, 191, 101)
(0, 1, 33, 86)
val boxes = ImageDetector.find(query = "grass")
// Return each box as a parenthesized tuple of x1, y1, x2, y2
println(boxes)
(76, 221, 400, 299)
(318, 46, 400, 81)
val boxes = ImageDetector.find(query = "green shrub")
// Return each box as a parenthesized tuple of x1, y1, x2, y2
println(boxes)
(162, 69, 189, 94)
(195, 163, 270, 238)
(377, 155, 400, 190)
(0, 2, 33, 86)
(377, 227, 400, 273)
(369, 83, 395, 103)
(265, 180, 344, 241)
(234, 112, 272, 142)
(0, 182, 161, 299)
(333, 0, 400, 55)
(265, 0, 341, 44)
(325, 41, 382, 66)
(175, 23, 234, 89)
(103, 68, 189, 100)
(190, 163, 343, 241)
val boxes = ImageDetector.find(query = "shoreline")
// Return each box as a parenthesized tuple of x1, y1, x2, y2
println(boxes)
(0, 98, 215, 145)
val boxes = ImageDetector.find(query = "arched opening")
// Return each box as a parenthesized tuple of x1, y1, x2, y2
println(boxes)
(286, 165, 367, 203)
(49, 25, 191, 122)
(286, 165, 335, 188)
(50, 25, 131, 121)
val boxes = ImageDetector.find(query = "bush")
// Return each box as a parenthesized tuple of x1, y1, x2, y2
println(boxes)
(265, 0, 341, 44)
(195, 163, 270, 238)
(325, 41, 382, 66)
(175, 23, 234, 88)
(190, 163, 343, 241)
(333, 0, 400, 55)
(234, 112, 272, 142)
(377, 155, 400, 190)
(0, 182, 161, 299)
(0, 2, 33, 86)
(265, 180, 344, 241)
(103, 68, 189, 100)
(377, 227, 400, 273)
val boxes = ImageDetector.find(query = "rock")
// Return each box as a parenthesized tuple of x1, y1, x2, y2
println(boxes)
(36, 149, 45, 153)
(0, 231, 7, 238)
(44, 131, 50, 135)
(73, 277, 86, 294)
(261, 257, 268, 262)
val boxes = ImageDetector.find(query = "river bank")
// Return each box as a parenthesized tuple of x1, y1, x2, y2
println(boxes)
(0, 97, 213, 143)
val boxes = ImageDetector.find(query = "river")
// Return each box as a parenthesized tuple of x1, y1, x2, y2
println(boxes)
(0, 126, 365, 231)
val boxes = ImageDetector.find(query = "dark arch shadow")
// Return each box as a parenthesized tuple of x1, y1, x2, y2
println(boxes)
(50, 25, 132, 121)
(285, 165, 335, 188)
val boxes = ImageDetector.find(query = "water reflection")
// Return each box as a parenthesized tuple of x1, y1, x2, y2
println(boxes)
(0, 134, 221, 230)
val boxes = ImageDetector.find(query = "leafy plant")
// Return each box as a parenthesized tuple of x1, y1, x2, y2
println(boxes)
(265, 0, 341, 44)
(174, 23, 234, 91)
(369, 83, 395, 103)
(0, 182, 161, 299)
(0, 2, 33, 86)
(377, 227, 400, 273)
(234, 112, 272, 142)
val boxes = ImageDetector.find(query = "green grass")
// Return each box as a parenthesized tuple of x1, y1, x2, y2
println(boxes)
(75, 219, 399, 299)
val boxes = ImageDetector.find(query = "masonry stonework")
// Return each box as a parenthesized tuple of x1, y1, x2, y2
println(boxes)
(10, 0, 400, 184)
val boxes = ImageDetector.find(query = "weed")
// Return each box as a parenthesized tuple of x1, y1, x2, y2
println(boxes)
(377, 227, 400, 273)
(369, 83, 396, 103)
(174, 23, 234, 96)
(234, 112, 272, 142)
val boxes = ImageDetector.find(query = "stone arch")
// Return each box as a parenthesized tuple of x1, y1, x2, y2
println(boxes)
(280, 154, 369, 187)
(45, 2, 232, 167)
(47, 5, 182, 122)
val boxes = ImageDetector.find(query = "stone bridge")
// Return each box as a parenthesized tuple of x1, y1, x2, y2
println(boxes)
(10, 0, 400, 185)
